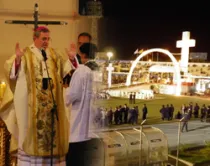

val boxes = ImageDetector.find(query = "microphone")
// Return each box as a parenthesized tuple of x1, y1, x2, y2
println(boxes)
(41, 49, 47, 61)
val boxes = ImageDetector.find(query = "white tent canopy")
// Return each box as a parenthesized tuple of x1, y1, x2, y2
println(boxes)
(149, 65, 175, 73)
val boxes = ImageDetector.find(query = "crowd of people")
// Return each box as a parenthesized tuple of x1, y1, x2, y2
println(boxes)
(179, 103, 210, 122)
(95, 104, 148, 127)
(94, 102, 210, 131)
(161, 102, 210, 132)
(159, 104, 175, 120)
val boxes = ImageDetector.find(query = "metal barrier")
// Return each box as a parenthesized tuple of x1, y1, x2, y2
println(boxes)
(93, 126, 169, 166)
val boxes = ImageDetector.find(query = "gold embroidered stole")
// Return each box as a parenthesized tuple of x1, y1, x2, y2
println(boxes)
(21, 47, 68, 156)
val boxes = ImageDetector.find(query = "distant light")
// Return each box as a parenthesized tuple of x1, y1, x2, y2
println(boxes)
(134, 49, 139, 54)
(107, 52, 113, 61)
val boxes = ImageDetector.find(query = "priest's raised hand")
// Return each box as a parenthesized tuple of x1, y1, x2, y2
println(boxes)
(65, 43, 77, 60)
(15, 42, 25, 64)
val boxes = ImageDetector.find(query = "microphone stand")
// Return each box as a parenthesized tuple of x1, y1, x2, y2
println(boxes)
(42, 50, 59, 166)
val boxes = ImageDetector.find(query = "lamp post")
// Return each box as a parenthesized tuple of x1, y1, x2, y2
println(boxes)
(176, 117, 184, 166)
(139, 119, 146, 166)
(107, 52, 113, 63)
(106, 52, 114, 88)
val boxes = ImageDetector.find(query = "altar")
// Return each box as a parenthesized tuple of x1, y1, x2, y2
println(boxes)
(136, 89, 154, 99)
(106, 89, 154, 100)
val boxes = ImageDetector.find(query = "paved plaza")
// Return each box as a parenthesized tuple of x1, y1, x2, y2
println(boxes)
(105, 120, 210, 150)
(153, 120, 210, 149)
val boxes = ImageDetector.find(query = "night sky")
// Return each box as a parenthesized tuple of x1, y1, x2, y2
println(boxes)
(98, 1, 210, 61)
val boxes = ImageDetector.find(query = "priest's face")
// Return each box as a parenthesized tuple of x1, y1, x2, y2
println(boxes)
(78, 36, 90, 48)
(77, 36, 90, 54)
(34, 32, 50, 50)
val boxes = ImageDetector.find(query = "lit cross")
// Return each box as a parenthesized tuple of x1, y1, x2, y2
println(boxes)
(106, 63, 114, 88)
(176, 31, 195, 73)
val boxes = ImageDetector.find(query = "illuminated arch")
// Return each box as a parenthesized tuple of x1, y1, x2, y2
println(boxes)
(126, 48, 181, 96)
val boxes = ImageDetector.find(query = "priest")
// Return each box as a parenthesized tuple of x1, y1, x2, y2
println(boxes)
(0, 26, 69, 165)
(63, 32, 92, 87)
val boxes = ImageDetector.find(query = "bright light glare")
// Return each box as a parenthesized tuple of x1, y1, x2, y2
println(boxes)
(107, 52, 113, 60)
(1, 81, 6, 85)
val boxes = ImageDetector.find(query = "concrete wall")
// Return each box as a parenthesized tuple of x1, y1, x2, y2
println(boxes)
(0, 0, 92, 81)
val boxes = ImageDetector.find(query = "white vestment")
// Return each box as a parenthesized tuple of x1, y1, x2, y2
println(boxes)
(9, 44, 67, 166)
(65, 64, 101, 143)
